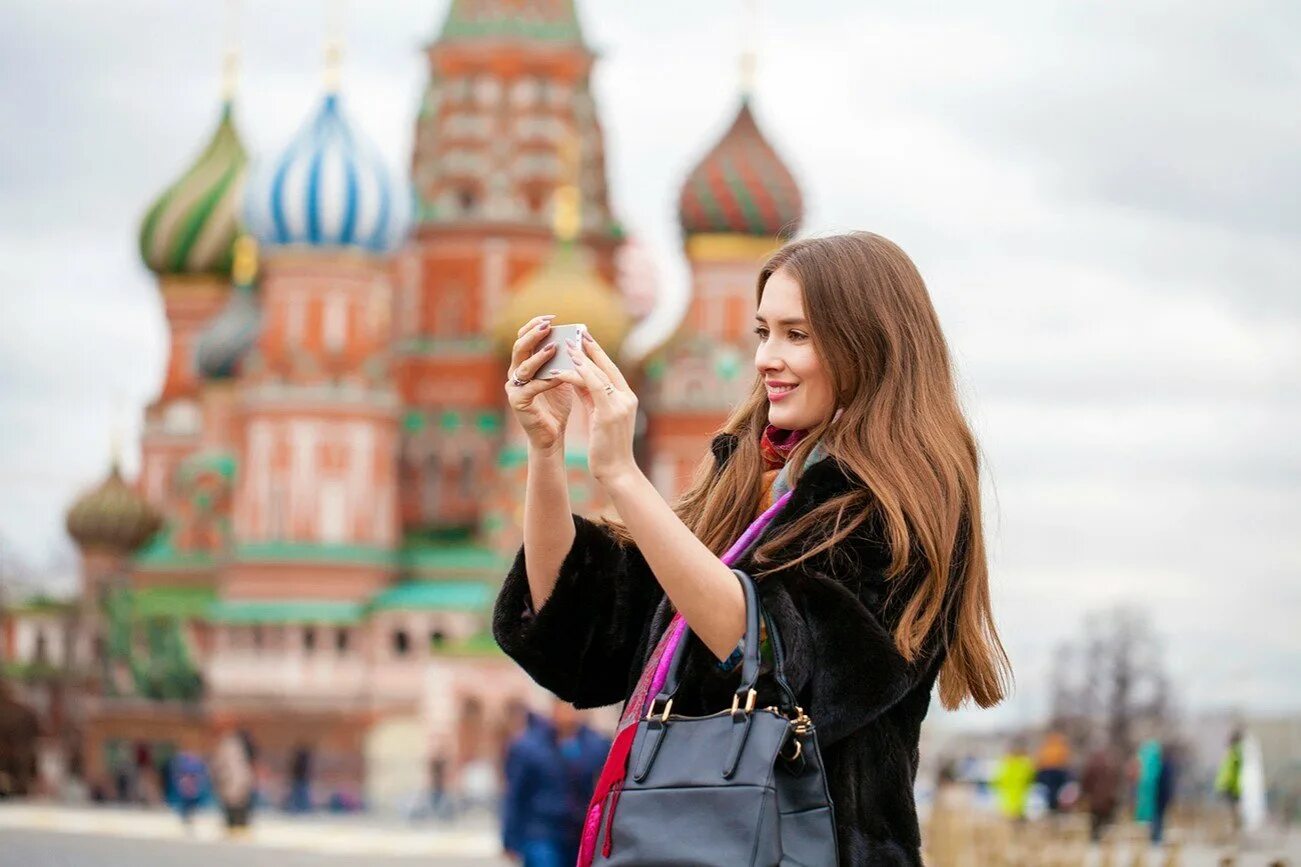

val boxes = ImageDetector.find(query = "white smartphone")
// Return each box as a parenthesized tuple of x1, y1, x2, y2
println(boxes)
(537, 322, 587, 378)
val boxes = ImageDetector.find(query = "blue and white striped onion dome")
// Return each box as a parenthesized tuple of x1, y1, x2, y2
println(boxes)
(245, 93, 405, 251)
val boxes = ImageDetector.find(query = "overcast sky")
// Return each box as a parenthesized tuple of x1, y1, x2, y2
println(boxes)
(1, 1, 1297, 730)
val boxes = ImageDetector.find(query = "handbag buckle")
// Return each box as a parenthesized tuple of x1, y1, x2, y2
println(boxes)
(645, 697, 673, 723)
(730, 688, 757, 716)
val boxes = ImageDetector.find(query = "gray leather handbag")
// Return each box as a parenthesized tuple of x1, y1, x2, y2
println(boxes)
(592, 567, 839, 866)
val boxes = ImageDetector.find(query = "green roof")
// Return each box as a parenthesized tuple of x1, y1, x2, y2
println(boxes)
(399, 528, 510, 574)
(178, 450, 237, 482)
(371, 580, 491, 612)
(132, 586, 217, 619)
(497, 443, 591, 470)
(9, 595, 75, 615)
(134, 527, 215, 571)
(400, 542, 509, 574)
(236, 541, 396, 567)
(207, 599, 364, 625)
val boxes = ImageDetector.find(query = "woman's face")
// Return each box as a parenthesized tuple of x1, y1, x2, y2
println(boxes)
(754, 268, 836, 430)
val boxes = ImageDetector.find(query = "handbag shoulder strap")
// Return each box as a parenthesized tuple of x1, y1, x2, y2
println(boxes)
(656, 568, 798, 715)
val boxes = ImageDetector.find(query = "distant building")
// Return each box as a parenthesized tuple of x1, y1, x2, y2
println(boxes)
(5, 0, 804, 802)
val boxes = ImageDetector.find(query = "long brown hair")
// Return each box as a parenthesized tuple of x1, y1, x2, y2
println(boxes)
(605, 231, 1010, 711)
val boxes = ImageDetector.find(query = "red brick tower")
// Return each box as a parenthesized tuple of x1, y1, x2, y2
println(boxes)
(395, 0, 624, 536)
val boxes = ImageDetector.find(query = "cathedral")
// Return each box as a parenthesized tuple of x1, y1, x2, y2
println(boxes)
(6, 0, 805, 804)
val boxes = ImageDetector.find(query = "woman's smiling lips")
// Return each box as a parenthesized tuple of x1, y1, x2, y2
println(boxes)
(766, 382, 798, 401)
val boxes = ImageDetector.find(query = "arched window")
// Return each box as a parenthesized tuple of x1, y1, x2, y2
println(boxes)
(458, 187, 477, 213)
(459, 453, 476, 499)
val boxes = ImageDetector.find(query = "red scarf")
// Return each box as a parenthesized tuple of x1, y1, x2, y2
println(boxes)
(760, 423, 810, 470)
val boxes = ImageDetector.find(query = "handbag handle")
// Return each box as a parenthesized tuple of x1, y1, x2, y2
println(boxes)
(651, 568, 798, 718)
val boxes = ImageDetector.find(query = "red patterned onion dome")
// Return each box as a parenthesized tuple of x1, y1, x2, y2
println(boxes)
(66, 464, 163, 553)
(678, 99, 803, 239)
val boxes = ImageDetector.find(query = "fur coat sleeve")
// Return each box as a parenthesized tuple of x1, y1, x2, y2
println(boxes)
(492, 513, 665, 709)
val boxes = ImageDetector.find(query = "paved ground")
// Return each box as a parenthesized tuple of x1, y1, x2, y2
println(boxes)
(0, 803, 511, 864)
(2, 802, 1297, 866)
(0, 828, 510, 866)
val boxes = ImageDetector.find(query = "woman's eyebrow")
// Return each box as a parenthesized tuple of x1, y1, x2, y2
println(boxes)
(754, 315, 808, 326)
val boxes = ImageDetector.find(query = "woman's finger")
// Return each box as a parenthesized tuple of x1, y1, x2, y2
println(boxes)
(516, 314, 557, 339)
(579, 330, 630, 392)
(510, 316, 557, 367)
(509, 368, 568, 403)
(550, 369, 595, 414)
(516, 342, 558, 379)
(565, 337, 615, 411)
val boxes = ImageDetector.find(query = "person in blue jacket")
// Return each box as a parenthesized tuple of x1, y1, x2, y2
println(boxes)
(502, 699, 611, 867)
(167, 750, 211, 831)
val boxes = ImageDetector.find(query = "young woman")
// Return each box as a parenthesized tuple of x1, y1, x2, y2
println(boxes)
(495, 231, 1011, 866)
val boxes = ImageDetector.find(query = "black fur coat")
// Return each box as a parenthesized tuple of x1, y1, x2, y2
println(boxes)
(493, 432, 960, 866)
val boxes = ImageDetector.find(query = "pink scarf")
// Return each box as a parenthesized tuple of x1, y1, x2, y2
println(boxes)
(575, 488, 797, 864)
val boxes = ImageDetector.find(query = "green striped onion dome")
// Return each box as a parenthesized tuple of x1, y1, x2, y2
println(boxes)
(66, 464, 163, 553)
(678, 98, 803, 239)
(139, 102, 249, 275)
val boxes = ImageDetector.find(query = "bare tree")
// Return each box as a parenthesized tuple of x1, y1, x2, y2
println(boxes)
(1049, 605, 1172, 755)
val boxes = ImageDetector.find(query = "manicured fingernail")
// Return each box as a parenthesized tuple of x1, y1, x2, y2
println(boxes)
(565, 337, 576, 347)
(547, 369, 560, 376)
(581, 331, 594, 343)
(537, 322, 549, 330)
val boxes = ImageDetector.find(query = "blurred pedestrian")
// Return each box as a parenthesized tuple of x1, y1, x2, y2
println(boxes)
(1134, 738, 1162, 827)
(1034, 730, 1072, 814)
(1215, 728, 1244, 837)
(429, 752, 453, 821)
(1151, 740, 1179, 844)
(133, 741, 156, 803)
(168, 750, 210, 831)
(502, 699, 611, 866)
(0, 680, 40, 798)
(286, 743, 313, 813)
(991, 739, 1036, 822)
(212, 723, 254, 836)
(1080, 743, 1122, 842)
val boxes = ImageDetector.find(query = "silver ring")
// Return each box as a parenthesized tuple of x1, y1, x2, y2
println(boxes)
(603, 383, 615, 395)
(508, 368, 530, 387)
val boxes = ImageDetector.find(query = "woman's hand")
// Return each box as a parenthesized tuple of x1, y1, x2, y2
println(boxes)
(551, 331, 641, 487)
(504, 314, 575, 454)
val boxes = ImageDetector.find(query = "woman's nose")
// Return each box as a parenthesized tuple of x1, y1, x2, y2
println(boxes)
(756, 348, 785, 373)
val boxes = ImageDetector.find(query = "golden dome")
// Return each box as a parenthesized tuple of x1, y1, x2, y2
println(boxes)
(66, 464, 163, 553)
(491, 243, 632, 359)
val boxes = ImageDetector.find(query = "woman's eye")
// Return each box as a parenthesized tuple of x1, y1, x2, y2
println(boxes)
(754, 327, 806, 342)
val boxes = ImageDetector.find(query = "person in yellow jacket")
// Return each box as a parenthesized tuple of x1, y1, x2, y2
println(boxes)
(1215, 728, 1244, 836)
(992, 739, 1037, 821)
